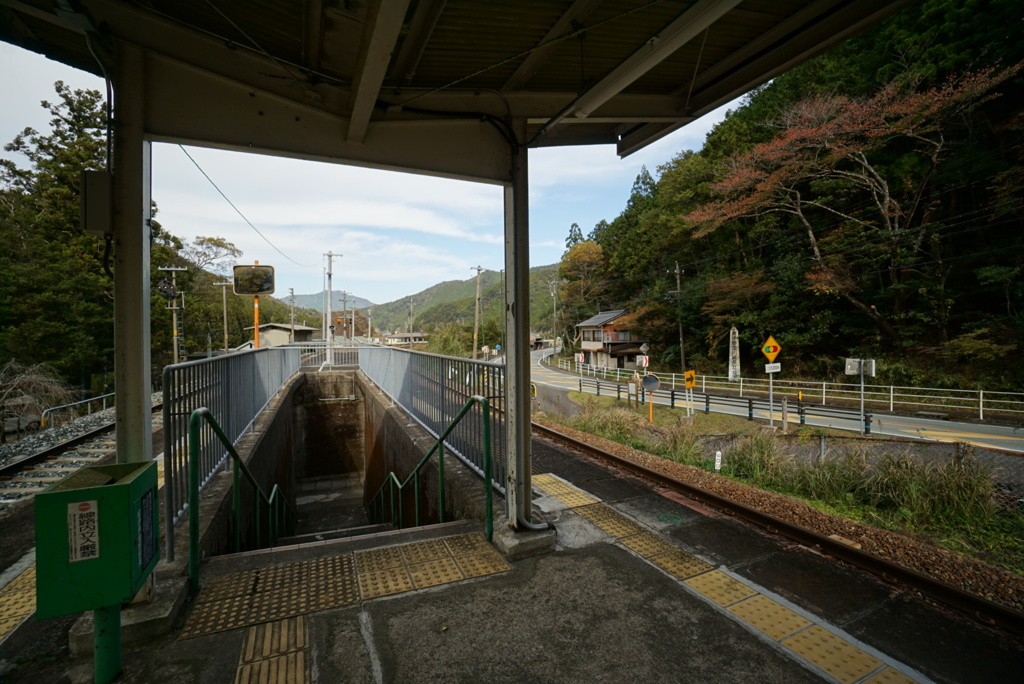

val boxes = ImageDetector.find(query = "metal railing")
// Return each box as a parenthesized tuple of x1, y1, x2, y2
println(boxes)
(163, 346, 301, 559)
(579, 377, 873, 433)
(40, 392, 116, 428)
(294, 340, 361, 369)
(359, 345, 508, 493)
(188, 407, 296, 593)
(557, 359, 1024, 420)
(368, 396, 495, 540)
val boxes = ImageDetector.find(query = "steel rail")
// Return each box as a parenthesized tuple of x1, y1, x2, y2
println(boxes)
(531, 421, 1024, 636)
(0, 404, 163, 478)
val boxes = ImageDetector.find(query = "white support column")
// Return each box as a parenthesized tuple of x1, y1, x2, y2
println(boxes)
(113, 42, 153, 463)
(503, 120, 533, 529)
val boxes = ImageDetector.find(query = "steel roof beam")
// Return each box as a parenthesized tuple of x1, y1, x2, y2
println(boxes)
(501, 0, 603, 92)
(388, 0, 446, 86)
(569, 0, 743, 120)
(347, 0, 411, 143)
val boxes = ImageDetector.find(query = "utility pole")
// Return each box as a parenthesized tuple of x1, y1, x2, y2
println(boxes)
(472, 265, 483, 359)
(408, 301, 414, 336)
(368, 306, 373, 341)
(325, 251, 339, 341)
(341, 290, 348, 340)
(215, 281, 231, 353)
(671, 261, 687, 374)
(157, 266, 186, 364)
(549, 278, 560, 350)
(289, 288, 296, 343)
(350, 299, 356, 339)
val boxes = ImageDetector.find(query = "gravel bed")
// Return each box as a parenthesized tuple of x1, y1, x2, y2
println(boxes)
(536, 418, 1024, 614)
(0, 393, 161, 469)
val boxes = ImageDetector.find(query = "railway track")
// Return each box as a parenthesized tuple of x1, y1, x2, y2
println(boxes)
(0, 407, 163, 514)
(531, 420, 1024, 636)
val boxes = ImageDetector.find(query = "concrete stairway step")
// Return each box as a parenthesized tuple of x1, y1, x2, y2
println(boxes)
(276, 522, 395, 546)
(205, 520, 482, 575)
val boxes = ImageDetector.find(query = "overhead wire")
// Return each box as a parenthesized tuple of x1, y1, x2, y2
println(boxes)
(177, 145, 316, 268)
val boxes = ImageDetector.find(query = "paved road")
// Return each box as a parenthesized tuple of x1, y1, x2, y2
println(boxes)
(530, 350, 1024, 454)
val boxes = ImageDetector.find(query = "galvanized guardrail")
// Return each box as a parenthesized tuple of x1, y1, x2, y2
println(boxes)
(359, 345, 507, 493)
(40, 393, 116, 428)
(559, 359, 1024, 420)
(162, 346, 301, 559)
(578, 377, 873, 433)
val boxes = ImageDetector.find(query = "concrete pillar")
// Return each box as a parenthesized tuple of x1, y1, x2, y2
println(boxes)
(503, 120, 532, 529)
(112, 42, 153, 463)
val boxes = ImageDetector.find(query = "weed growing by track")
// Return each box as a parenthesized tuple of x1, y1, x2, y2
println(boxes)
(538, 395, 1024, 575)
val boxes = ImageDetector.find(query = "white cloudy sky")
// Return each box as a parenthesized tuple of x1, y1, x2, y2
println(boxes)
(1, 41, 734, 305)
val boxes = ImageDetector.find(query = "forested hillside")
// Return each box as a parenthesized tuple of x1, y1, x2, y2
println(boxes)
(0, 86, 318, 392)
(558, 0, 1023, 390)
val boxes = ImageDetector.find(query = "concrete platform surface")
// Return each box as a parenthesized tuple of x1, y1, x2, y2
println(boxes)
(2, 435, 1023, 683)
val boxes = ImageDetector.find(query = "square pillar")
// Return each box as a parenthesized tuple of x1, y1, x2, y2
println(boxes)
(503, 121, 532, 528)
(112, 41, 153, 463)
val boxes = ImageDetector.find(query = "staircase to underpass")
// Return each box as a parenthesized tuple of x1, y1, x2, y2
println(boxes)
(278, 474, 394, 545)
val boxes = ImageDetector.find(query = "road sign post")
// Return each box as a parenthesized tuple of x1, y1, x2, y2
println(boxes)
(762, 337, 782, 426)
(642, 374, 660, 423)
(845, 358, 876, 435)
(684, 370, 696, 417)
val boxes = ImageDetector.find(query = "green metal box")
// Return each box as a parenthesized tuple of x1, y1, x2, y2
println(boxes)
(34, 461, 160, 619)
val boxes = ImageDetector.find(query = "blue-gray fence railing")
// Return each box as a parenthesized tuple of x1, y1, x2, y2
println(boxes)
(162, 346, 300, 560)
(358, 346, 508, 495)
(162, 343, 507, 559)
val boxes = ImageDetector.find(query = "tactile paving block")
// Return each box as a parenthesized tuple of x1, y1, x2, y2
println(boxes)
(355, 546, 404, 572)
(443, 533, 493, 556)
(862, 667, 919, 684)
(536, 480, 578, 495)
(556, 491, 599, 507)
(572, 503, 620, 522)
(619, 532, 675, 558)
(256, 562, 309, 593)
(649, 549, 713, 579)
(401, 539, 451, 565)
(727, 595, 812, 640)
(592, 516, 644, 538)
(408, 558, 465, 589)
(0, 615, 26, 643)
(5, 567, 35, 591)
(235, 650, 308, 684)
(454, 550, 511, 579)
(0, 587, 35, 619)
(684, 570, 758, 607)
(358, 567, 413, 599)
(198, 570, 258, 604)
(781, 625, 883, 684)
(239, 616, 308, 663)
(180, 595, 255, 639)
(247, 587, 309, 624)
(532, 473, 558, 485)
(307, 556, 359, 611)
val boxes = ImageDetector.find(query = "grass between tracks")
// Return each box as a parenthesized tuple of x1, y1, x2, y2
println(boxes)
(537, 393, 1024, 576)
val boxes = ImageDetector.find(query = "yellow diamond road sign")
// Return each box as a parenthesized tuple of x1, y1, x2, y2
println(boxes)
(762, 336, 781, 363)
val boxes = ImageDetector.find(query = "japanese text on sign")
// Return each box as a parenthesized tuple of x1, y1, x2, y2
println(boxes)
(67, 500, 100, 562)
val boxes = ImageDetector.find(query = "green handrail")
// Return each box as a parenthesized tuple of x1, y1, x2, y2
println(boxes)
(188, 407, 298, 594)
(368, 395, 494, 541)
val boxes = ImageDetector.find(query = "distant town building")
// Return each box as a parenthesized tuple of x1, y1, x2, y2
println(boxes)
(575, 310, 646, 369)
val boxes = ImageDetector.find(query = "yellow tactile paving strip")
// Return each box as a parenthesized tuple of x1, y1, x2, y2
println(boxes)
(531, 474, 923, 684)
(235, 616, 309, 684)
(0, 566, 35, 644)
(782, 625, 884, 684)
(180, 533, 509, 640)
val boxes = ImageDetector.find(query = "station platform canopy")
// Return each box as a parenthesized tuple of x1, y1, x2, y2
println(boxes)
(0, 0, 909, 183)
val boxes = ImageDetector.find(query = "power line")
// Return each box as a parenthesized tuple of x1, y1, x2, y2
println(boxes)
(177, 145, 315, 267)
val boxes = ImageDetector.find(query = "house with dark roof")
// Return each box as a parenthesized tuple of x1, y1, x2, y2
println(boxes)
(575, 310, 646, 369)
